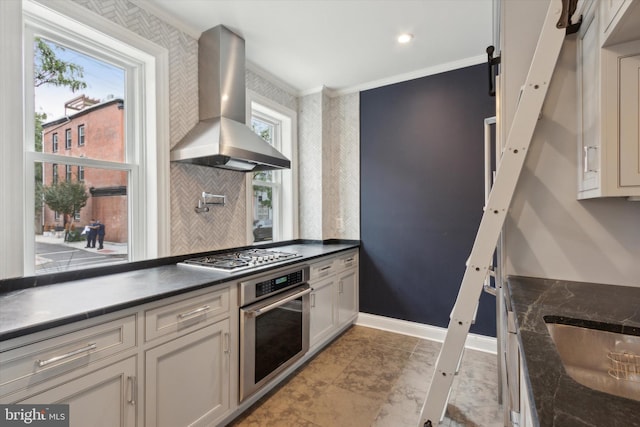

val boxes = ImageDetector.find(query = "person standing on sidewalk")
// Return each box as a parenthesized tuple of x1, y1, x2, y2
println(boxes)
(86, 219, 98, 248)
(96, 219, 106, 250)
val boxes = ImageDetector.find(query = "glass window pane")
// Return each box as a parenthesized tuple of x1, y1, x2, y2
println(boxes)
(35, 161, 128, 274)
(251, 116, 276, 243)
(252, 185, 273, 243)
(34, 38, 125, 162)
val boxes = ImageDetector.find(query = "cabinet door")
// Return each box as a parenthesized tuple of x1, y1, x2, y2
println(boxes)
(309, 276, 336, 347)
(578, 8, 601, 193)
(145, 320, 230, 427)
(18, 356, 137, 427)
(337, 268, 358, 326)
(619, 52, 640, 187)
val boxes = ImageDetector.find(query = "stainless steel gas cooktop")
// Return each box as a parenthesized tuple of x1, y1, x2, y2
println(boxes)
(180, 248, 301, 273)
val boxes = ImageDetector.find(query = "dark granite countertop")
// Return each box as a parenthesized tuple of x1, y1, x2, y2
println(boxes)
(0, 242, 358, 342)
(507, 276, 640, 427)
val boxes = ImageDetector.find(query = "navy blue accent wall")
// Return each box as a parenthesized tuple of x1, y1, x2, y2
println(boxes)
(360, 64, 497, 337)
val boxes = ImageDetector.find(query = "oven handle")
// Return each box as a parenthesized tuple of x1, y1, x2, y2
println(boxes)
(244, 286, 312, 317)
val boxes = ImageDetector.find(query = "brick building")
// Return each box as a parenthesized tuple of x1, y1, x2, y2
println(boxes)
(42, 95, 127, 243)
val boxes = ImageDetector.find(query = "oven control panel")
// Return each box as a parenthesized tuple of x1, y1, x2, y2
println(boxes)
(240, 265, 310, 306)
(255, 269, 304, 298)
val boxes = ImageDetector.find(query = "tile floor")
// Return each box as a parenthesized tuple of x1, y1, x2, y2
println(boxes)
(228, 325, 504, 427)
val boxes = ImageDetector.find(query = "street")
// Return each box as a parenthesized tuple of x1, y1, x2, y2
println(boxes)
(36, 240, 127, 274)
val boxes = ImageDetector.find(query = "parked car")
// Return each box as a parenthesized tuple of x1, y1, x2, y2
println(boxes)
(253, 220, 272, 242)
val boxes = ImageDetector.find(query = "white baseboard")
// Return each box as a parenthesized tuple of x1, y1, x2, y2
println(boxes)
(356, 312, 497, 355)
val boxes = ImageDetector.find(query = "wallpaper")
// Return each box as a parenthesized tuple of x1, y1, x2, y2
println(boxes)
(298, 92, 324, 240)
(298, 90, 360, 241)
(328, 93, 360, 240)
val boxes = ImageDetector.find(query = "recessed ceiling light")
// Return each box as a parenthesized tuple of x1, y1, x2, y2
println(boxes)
(397, 33, 413, 44)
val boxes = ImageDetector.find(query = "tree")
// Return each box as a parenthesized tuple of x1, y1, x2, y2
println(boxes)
(34, 38, 87, 91)
(253, 126, 273, 208)
(42, 180, 89, 231)
(34, 112, 47, 215)
(33, 38, 87, 231)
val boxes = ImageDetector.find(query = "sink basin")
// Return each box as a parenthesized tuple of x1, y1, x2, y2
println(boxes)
(544, 316, 640, 402)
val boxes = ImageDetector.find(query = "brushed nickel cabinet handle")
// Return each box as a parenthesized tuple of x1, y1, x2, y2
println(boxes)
(224, 332, 230, 354)
(37, 343, 97, 367)
(178, 305, 210, 320)
(127, 376, 137, 405)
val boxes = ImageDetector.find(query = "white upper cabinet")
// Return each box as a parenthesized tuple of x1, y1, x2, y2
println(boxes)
(577, 0, 640, 199)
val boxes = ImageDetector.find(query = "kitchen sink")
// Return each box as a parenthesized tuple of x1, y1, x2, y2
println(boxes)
(544, 316, 640, 402)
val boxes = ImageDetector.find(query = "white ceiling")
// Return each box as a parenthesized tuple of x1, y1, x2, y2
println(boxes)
(140, 0, 494, 95)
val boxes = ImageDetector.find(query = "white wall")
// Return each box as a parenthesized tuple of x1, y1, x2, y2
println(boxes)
(502, 0, 640, 286)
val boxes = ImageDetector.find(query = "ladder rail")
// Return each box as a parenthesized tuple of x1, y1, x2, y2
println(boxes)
(418, 1, 568, 425)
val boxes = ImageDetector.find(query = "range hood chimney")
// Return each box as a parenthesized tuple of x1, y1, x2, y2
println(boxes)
(170, 25, 290, 171)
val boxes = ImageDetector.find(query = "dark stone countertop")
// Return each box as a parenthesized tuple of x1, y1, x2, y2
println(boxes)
(507, 276, 640, 427)
(0, 242, 358, 342)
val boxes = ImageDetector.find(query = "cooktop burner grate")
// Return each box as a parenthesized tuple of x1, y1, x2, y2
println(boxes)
(181, 248, 301, 272)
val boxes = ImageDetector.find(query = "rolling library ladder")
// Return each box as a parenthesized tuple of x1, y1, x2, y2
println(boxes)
(418, 1, 578, 425)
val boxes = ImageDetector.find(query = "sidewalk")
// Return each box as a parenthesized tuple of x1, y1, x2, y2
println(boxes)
(36, 233, 128, 255)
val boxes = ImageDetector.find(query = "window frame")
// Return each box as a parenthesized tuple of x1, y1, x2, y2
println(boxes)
(77, 124, 85, 146)
(246, 91, 298, 244)
(65, 164, 72, 182)
(0, 0, 171, 279)
(52, 132, 58, 152)
(64, 128, 72, 150)
(52, 163, 58, 184)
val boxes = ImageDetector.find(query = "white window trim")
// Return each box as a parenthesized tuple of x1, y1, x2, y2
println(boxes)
(0, 0, 170, 279)
(246, 90, 298, 245)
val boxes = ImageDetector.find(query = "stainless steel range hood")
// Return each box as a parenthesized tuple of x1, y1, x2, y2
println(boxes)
(170, 26, 290, 171)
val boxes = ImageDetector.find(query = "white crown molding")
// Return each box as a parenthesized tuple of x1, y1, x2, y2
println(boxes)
(356, 312, 497, 355)
(129, 0, 201, 39)
(323, 54, 487, 97)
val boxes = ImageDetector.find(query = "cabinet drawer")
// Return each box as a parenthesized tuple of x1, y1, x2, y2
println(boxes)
(309, 257, 336, 281)
(334, 250, 358, 273)
(145, 286, 229, 342)
(0, 315, 136, 397)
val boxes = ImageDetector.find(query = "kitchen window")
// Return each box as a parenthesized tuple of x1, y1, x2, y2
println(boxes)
(0, 0, 170, 278)
(247, 91, 297, 244)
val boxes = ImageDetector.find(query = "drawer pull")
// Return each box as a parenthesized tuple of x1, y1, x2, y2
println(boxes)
(319, 266, 332, 271)
(178, 305, 210, 320)
(344, 257, 354, 263)
(37, 342, 97, 367)
(127, 376, 137, 405)
(223, 333, 230, 355)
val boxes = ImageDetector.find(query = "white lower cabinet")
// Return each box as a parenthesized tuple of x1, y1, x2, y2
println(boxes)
(308, 250, 359, 349)
(337, 267, 358, 327)
(18, 356, 138, 427)
(144, 320, 230, 427)
(518, 351, 534, 427)
(309, 275, 336, 347)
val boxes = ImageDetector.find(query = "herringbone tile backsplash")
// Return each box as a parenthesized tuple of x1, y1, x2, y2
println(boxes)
(72, 0, 360, 255)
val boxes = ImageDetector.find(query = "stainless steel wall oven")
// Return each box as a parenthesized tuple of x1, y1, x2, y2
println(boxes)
(239, 264, 310, 402)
